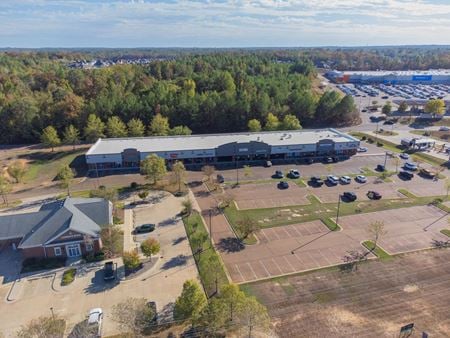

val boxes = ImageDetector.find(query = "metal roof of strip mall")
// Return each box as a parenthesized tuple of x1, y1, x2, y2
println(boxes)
(86, 129, 359, 155)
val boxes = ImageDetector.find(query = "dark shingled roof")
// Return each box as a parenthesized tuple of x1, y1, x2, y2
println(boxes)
(0, 198, 111, 248)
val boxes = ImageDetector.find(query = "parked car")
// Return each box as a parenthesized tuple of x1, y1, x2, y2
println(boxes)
(288, 169, 300, 179)
(87, 308, 103, 338)
(340, 176, 351, 184)
(103, 261, 116, 281)
(399, 171, 414, 180)
(273, 170, 284, 179)
(342, 192, 357, 202)
(357, 147, 368, 152)
(420, 168, 436, 178)
(439, 126, 450, 131)
(355, 175, 367, 183)
(310, 176, 324, 187)
(277, 181, 289, 189)
(216, 174, 225, 183)
(367, 191, 382, 200)
(265, 160, 272, 167)
(134, 223, 156, 234)
(361, 109, 368, 112)
(399, 153, 409, 160)
(326, 175, 339, 185)
(404, 162, 418, 171)
(376, 164, 386, 172)
(324, 157, 334, 163)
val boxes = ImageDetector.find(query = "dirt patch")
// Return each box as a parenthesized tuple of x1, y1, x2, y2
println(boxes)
(245, 249, 450, 337)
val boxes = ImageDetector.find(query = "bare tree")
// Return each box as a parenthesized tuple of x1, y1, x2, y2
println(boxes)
(218, 193, 235, 209)
(368, 221, 387, 249)
(342, 250, 368, 272)
(17, 315, 66, 338)
(236, 216, 261, 239)
(112, 298, 155, 336)
(201, 165, 216, 183)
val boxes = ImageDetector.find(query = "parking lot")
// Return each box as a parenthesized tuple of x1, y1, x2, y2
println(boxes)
(227, 183, 310, 209)
(222, 205, 449, 284)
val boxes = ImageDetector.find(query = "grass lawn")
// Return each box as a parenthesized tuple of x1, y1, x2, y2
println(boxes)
(183, 212, 229, 297)
(362, 240, 392, 260)
(0, 200, 21, 209)
(375, 130, 399, 136)
(410, 130, 450, 142)
(23, 149, 86, 183)
(440, 229, 450, 237)
(224, 194, 447, 229)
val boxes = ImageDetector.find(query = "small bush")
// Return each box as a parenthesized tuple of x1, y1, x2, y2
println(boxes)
(123, 251, 141, 271)
(361, 136, 367, 141)
(83, 251, 105, 262)
(130, 182, 138, 189)
(61, 268, 76, 286)
(376, 142, 383, 147)
(22, 257, 66, 273)
(431, 198, 443, 206)
(367, 138, 374, 143)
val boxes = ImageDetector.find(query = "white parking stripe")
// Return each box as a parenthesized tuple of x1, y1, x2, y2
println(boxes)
(234, 264, 245, 282)
(247, 262, 258, 279)
(259, 260, 271, 276)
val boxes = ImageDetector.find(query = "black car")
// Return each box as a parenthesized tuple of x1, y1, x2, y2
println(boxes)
(103, 261, 116, 281)
(277, 181, 289, 189)
(342, 192, 357, 202)
(367, 191, 382, 200)
(399, 171, 414, 180)
(134, 223, 156, 234)
(216, 174, 225, 183)
(376, 164, 386, 172)
(310, 176, 324, 187)
(273, 170, 284, 179)
(383, 120, 394, 125)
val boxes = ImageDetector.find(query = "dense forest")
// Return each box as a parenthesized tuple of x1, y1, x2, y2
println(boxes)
(0, 52, 361, 144)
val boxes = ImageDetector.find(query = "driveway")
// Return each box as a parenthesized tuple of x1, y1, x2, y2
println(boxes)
(0, 191, 199, 338)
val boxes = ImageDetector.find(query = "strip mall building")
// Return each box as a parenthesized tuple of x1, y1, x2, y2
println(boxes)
(85, 129, 360, 172)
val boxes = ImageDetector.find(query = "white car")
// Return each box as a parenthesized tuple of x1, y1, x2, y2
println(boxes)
(289, 169, 300, 179)
(357, 147, 368, 152)
(399, 153, 409, 160)
(87, 308, 103, 337)
(355, 175, 367, 183)
(439, 126, 450, 131)
(327, 175, 339, 185)
(404, 162, 418, 171)
(340, 176, 351, 184)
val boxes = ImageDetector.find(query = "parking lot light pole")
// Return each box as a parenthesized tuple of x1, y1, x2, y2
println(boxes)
(50, 307, 55, 320)
(383, 151, 388, 168)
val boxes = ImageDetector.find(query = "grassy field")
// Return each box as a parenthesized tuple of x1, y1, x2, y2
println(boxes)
(22, 149, 86, 183)
(410, 130, 450, 142)
(362, 240, 392, 260)
(224, 193, 447, 229)
(440, 229, 450, 237)
(183, 212, 229, 297)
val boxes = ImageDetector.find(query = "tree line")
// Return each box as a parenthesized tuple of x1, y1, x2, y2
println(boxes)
(0, 52, 359, 144)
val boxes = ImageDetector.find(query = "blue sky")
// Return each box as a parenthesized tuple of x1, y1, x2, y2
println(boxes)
(1, 0, 450, 47)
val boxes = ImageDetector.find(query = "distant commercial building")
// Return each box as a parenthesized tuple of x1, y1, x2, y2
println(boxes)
(326, 70, 450, 84)
(85, 129, 360, 172)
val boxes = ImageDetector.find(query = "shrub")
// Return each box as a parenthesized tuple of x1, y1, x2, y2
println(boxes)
(123, 250, 141, 271)
(361, 136, 367, 141)
(367, 138, 374, 143)
(130, 182, 138, 189)
(22, 257, 66, 273)
(376, 142, 383, 147)
(83, 251, 105, 262)
(431, 198, 443, 206)
(61, 268, 76, 286)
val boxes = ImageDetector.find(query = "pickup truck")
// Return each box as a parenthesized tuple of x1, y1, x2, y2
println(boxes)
(103, 261, 115, 281)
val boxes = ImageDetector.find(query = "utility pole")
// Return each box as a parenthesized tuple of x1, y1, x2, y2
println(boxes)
(50, 307, 55, 320)
(383, 151, 388, 168)
(336, 194, 342, 227)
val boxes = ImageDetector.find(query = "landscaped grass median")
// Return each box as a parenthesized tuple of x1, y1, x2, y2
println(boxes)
(362, 240, 392, 260)
(224, 193, 448, 230)
(61, 268, 77, 286)
(321, 217, 340, 231)
(440, 229, 450, 237)
(183, 211, 229, 297)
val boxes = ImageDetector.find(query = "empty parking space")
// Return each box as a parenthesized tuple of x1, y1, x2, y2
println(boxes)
(228, 183, 310, 210)
(220, 205, 449, 284)
(399, 178, 447, 197)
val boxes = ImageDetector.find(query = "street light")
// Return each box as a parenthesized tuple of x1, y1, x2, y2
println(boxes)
(50, 307, 55, 319)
